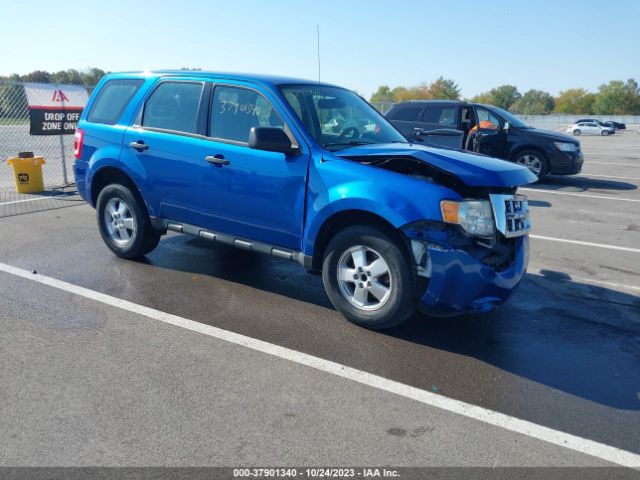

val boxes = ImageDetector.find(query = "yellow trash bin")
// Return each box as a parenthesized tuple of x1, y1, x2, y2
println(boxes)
(7, 152, 46, 194)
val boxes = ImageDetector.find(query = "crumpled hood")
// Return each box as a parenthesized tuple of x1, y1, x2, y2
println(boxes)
(335, 143, 537, 187)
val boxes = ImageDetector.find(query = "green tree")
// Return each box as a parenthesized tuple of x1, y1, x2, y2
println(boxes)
(516, 89, 555, 114)
(428, 76, 461, 100)
(469, 92, 493, 104)
(471, 85, 521, 110)
(624, 79, 640, 114)
(593, 79, 640, 114)
(370, 85, 394, 103)
(52, 70, 71, 84)
(23, 70, 52, 83)
(490, 85, 521, 110)
(554, 89, 595, 114)
(81, 67, 106, 87)
(66, 69, 83, 84)
(391, 85, 431, 101)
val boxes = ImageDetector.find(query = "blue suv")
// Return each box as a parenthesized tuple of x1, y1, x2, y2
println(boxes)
(73, 71, 536, 329)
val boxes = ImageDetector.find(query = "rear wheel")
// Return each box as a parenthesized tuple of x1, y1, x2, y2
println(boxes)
(514, 149, 549, 179)
(322, 225, 417, 330)
(601, 130, 610, 136)
(573, 129, 581, 135)
(96, 183, 161, 259)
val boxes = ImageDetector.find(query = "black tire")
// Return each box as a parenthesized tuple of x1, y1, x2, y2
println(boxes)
(322, 225, 417, 330)
(573, 129, 581, 136)
(601, 130, 610, 136)
(96, 183, 161, 259)
(513, 149, 549, 179)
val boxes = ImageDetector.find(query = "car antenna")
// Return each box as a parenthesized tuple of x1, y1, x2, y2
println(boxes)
(316, 25, 321, 84)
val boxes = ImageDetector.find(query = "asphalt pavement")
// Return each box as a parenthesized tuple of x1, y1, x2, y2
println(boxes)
(0, 129, 639, 468)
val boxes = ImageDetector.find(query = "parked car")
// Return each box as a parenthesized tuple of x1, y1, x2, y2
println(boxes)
(74, 71, 535, 329)
(385, 100, 583, 178)
(566, 122, 614, 136)
(576, 118, 621, 132)
(603, 120, 626, 130)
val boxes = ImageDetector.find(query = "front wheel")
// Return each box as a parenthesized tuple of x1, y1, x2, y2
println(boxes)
(96, 183, 161, 259)
(514, 149, 549, 179)
(322, 225, 417, 329)
(601, 130, 610, 136)
(573, 129, 581, 136)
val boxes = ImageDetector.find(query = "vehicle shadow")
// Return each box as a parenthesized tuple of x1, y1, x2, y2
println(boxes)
(535, 175, 637, 192)
(142, 235, 334, 309)
(527, 200, 552, 208)
(145, 236, 640, 411)
(390, 269, 640, 410)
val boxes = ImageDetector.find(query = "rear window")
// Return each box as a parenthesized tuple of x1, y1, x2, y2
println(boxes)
(142, 82, 204, 134)
(388, 105, 423, 121)
(87, 79, 143, 124)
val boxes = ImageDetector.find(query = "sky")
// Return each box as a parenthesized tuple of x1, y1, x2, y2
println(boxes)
(2, 0, 639, 99)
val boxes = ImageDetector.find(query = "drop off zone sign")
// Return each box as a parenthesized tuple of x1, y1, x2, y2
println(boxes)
(24, 83, 89, 135)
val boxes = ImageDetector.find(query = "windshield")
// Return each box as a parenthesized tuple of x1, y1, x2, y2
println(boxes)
(489, 106, 529, 128)
(280, 85, 406, 150)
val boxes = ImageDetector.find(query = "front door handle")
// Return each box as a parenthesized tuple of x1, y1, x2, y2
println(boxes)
(129, 141, 149, 151)
(205, 155, 230, 166)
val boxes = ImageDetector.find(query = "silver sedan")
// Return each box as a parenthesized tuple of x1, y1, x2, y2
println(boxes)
(566, 122, 614, 136)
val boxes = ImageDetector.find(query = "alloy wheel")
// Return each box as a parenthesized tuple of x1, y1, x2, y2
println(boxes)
(336, 245, 393, 311)
(516, 154, 543, 176)
(104, 197, 137, 246)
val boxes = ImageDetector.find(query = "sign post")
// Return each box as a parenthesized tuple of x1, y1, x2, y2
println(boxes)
(23, 83, 89, 184)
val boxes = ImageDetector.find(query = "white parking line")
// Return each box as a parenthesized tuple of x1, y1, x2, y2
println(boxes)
(584, 151, 639, 156)
(520, 188, 640, 203)
(530, 235, 640, 254)
(0, 197, 51, 206)
(585, 162, 638, 166)
(0, 193, 76, 207)
(582, 146, 637, 149)
(577, 174, 640, 181)
(0, 261, 639, 468)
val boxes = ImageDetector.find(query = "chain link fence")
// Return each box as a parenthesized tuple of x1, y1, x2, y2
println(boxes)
(0, 80, 95, 191)
(0, 80, 92, 217)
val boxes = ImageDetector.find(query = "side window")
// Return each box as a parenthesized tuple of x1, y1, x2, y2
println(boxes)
(388, 105, 423, 121)
(210, 85, 285, 143)
(87, 79, 143, 125)
(476, 108, 501, 130)
(422, 106, 457, 126)
(142, 82, 203, 134)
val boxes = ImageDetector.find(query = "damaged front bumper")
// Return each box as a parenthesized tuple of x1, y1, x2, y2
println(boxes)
(404, 223, 529, 317)
(418, 237, 528, 316)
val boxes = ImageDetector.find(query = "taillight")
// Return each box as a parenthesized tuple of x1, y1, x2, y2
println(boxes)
(73, 128, 84, 159)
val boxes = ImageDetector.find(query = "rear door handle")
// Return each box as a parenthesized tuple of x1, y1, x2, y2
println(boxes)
(205, 155, 230, 166)
(129, 141, 149, 151)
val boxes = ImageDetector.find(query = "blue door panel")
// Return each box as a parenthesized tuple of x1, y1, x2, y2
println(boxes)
(199, 141, 307, 249)
(120, 128, 213, 226)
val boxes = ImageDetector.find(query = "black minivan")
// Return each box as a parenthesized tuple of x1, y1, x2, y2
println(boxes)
(386, 100, 583, 178)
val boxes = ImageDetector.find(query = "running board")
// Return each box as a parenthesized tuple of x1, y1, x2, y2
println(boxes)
(151, 217, 312, 268)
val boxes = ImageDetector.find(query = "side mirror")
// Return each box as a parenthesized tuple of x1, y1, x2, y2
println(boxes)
(503, 122, 510, 132)
(248, 127, 298, 154)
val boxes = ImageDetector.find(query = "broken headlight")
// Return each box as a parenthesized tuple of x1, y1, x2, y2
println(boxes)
(440, 199, 495, 238)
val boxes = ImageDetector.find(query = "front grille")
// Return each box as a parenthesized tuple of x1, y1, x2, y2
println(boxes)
(489, 194, 531, 238)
